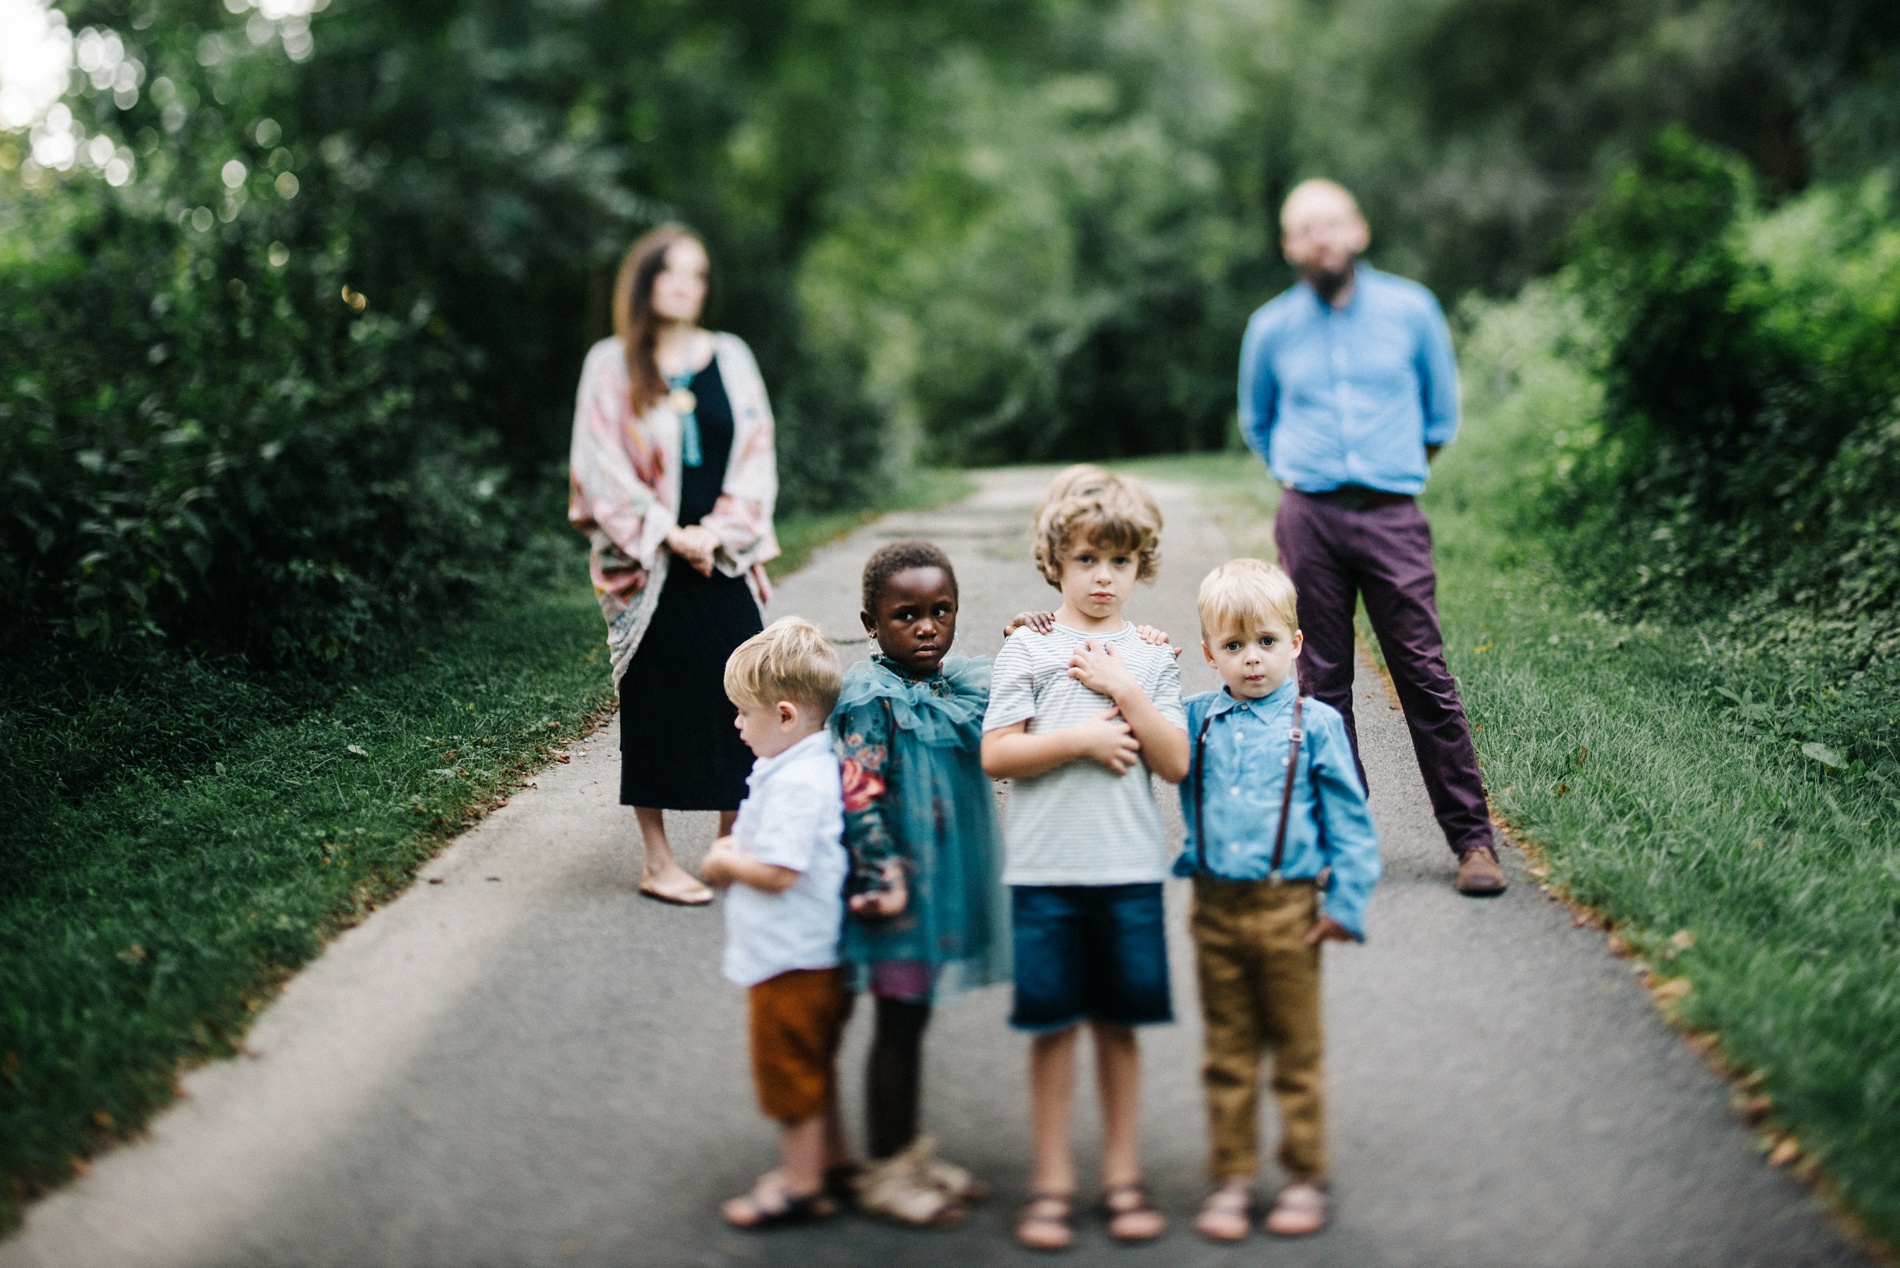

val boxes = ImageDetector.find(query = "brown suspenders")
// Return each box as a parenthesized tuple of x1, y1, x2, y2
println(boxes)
(1190, 693, 1306, 883)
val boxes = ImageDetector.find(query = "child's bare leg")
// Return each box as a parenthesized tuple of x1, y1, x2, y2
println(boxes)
(1095, 1023, 1165, 1240)
(780, 1115, 827, 1195)
(1093, 1023, 1142, 1186)
(1028, 1028, 1079, 1196)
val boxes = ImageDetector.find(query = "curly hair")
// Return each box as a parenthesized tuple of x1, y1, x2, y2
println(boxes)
(1033, 474, 1163, 588)
(1031, 463, 1115, 525)
(860, 539, 959, 614)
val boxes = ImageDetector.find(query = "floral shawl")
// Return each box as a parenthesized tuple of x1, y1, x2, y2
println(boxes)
(567, 332, 779, 687)
(831, 653, 1010, 1001)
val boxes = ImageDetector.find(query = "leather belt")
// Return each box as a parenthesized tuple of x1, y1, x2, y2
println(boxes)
(1303, 485, 1413, 510)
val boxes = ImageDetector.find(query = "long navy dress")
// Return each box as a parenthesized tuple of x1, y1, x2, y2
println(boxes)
(617, 359, 764, 810)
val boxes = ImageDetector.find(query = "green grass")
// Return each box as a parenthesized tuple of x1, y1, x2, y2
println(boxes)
(0, 468, 976, 1227)
(1131, 361, 1899, 1249)
(0, 577, 618, 1221)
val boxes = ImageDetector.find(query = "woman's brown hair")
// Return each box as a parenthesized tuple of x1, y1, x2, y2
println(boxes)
(612, 223, 708, 415)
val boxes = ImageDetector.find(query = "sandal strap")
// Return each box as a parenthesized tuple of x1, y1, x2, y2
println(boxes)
(1202, 1185, 1251, 1213)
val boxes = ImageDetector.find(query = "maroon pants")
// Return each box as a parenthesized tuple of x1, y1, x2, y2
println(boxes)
(1274, 489, 1494, 856)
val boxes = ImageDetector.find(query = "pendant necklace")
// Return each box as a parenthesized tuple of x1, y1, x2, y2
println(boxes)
(664, 369, 703, 468)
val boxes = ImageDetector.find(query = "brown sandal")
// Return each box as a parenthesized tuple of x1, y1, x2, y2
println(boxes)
(1016, 1192, 1075, 1252)
(720, 1171, 837, 1229)
(1263, 1180, 1329, 1236)
(1194, 1181, 1252, 1241)
(1101, 1182, 1166, 1242)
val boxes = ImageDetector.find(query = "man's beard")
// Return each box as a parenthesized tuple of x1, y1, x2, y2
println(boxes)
(1308, 260, 1357, 303)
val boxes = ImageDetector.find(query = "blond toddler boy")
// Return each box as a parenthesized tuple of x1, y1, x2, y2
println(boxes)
(702, 616, 853, 1230)
(1177, 560, 1380, 1241)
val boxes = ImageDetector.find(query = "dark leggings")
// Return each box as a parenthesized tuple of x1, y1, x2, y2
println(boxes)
(866, 997, 932, 1159)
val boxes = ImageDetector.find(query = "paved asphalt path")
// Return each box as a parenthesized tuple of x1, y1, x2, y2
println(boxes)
(3, 469, 1871, 1268)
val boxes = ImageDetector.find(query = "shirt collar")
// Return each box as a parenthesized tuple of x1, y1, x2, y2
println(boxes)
(749, 728, 832, 780)
(1205, 676, 1298, 720)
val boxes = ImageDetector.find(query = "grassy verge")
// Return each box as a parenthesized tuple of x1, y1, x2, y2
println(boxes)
(1123, 369, 1898, 1249)
(0, 468, 975, 1228)
(0, 577, 618, 1222)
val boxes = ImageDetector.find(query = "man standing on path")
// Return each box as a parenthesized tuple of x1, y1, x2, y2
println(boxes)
(1238, 178, 1507, 897)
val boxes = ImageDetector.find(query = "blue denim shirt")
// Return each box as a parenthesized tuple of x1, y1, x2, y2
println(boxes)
(1238, 265, 1460, 496)
(1174, 680, 1382, 939)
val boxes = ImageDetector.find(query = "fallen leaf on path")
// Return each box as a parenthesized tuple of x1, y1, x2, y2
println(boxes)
(557, 753, 571, 763)
(485, 876, 501, 882)
(1670, 929, 1696, 951)
(1605, 934, 1631, 957)
(427, 878, 443, 885)
(1737, 1094, 1772, 1124)
(1767, 1138, 1800, 1167)
(1652, 977, 1692, 1002)
(68, 1157, 91, 1178)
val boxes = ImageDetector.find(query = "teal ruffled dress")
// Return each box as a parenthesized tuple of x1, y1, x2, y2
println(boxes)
(831, 653, 1011, 1001)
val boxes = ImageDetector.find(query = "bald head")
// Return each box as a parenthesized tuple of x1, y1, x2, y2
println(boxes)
(1280, 179, 1363, 233)
(1280, 179, 1369, 304)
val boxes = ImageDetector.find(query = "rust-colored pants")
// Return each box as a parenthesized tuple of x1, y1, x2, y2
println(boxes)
(748, 966, 854, 1124)
(1191, 877, 1325, 1181)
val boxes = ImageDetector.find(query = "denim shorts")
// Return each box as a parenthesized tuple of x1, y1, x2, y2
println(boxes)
(1009, 883, 1173, 1032)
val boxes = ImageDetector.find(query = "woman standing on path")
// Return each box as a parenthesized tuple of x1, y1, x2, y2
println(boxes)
(569, 225, 780, 906)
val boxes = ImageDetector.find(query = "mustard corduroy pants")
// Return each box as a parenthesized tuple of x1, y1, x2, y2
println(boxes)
(1191, 876, 1326, 1181)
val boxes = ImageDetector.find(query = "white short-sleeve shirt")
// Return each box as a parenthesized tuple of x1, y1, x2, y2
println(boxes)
(983, 622, 1187, 886)
(720, 730, 848, 987)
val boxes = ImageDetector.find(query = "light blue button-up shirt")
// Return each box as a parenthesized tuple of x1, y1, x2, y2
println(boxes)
(1173, 680, 1382, 939)
(1238, 265, 1460, 496)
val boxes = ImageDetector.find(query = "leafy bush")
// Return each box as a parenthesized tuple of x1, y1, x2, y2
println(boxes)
(0, 184, 537, 658)
(1552, 130, 1900, 642)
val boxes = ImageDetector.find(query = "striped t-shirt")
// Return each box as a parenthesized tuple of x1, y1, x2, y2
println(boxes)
(983, 622, 1187, 886)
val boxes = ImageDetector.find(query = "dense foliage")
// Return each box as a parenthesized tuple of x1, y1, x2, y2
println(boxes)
(1524, 133, 1900, 689)
(8, 0, 1898, 658)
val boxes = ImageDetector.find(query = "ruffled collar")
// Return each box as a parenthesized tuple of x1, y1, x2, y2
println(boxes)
(838, 653, 991, 749)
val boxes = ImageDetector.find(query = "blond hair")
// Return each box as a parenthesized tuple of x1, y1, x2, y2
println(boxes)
(723, 616, 842, 716)
(1033, 471, 1163, 588)
(1198, 558, 1299, 641)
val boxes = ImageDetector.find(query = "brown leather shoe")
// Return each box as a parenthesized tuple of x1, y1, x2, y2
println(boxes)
(1456, 845, 1508, 896)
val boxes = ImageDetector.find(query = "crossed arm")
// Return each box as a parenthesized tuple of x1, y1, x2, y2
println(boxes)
(980, 640, 1190, 784)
